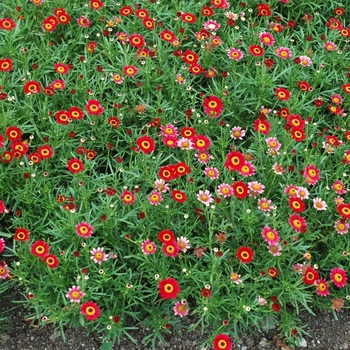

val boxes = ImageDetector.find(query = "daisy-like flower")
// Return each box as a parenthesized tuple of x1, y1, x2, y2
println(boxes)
(0, 238, 4, 253)
(160, 123, 178, 137)
(303, 164, 320, 185)
(302, 266, 319, 285)
(236, 246, 254, 263)
(148, 190, 163, 206)
(238, 162, 255, 177)
(177, 236, 190, 252)
(276, 47, 292, 60)
(217, 183, 233, 198)
(90, 247, 109, 264)
(154, 179, 170, 193)
(197, 190, 213, 206)
(260, 106, 272, 115)
(296, 186, 309, 200)
(289, 214, 307, 233)
(204, 167, 220, 179)
(141, 239, 157, 255)
(195, 151, 213, 164)
(76, 222, 94, 238)
(331, 298, 344, 312)
(158, 277, 180, 299)
(332, 179, 347, 194)
(272, 163, 286, 175)
(175, 74, 186, 84)
(203, 19, 221, 31)
(258, 198, 273, 212)
(324, 41, 338, 51)
(315, 279, 330, 297)
(227, 48, 244, 61)
(120, 190, 136, 205)
(0, 264, 9, 280)
(212, 334, 233, 350)
(268, 244, 282, 256)
(173, 300, 189, 317)
(265, 137, 281, 151)
(261, 226, 280, 246)
(230, 126, 246, 139)
(177, 137, 193, 150)
(111, 73, 124, 84)
(225, 11, 238, 20)
(313, 197, 327, 211)
(248, 181, 265, 197)
(330, 267, 348, 288)
(334, 219, 349, 235)
(259, 31, 275, 46)
(230, 272, 242, 284)
(66, 285, 86, 303)
(331, 94, 343, 105)
(80, 301, 100, 321)
(299, 55, 312, 66)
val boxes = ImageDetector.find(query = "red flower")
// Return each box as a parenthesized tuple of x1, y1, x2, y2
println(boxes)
(236, 246, 254, 263)
(267, 267, 279, 278)
(289, 213, 307, 232)
(54, 63, 69, 74)
(31, 240, 50, 258)
(202, 6, 214, 16)
(180, 127, 196, 138)
(80, 301, 101, 321)
(90, 0, 104, 10)
(287, 114, 305, 129)
(213, 334, 233, 350)
(42, 17, 58, 32)
(37, 145, 54, 159)
(159, 29, 177, 42)
(232, 181, 249, 199)
(158, 165, 176, 181)
(129, 34, 145, 48)
(5, 126, 22, 141)
(0, 58, 13, 72)
(85, 99, 104, 116)
(162, 242, 180, 258)
(181, 12, 197, 24)
(302, 266, 319, 285)
(249, 44, 264, 57)
(253, 119, 270, 135)
(188, 63, 204, 75)
(14, 227, 30, 241)
(0, 18, 16, 31)
(342, 83, 350, 94)
(43, 254, 59, 268)
(272, 303, 281, 312)
(135, 9, 149, 19)
(200, 287, 212, 298)
(171, 190, 187, 203)
(24, 80, 41, 95)
(142, 18, 155, 30)
(158, 277, 180, 299)
(203, 95, 224, 118)
(136, 135, 156, 154)
(337, 203, 350, 219)
(290, 127, 306, 142)
(289, 197, 306, 213)
(257, 4, 272, 16)
(68, 107, 84, 120)
(224, 151, 246, 171)
(119, 6, 133, 16)
(191, 134, 211, 151)
(55, 110, 69, 125)
(275, 87, 291, 101)
(158, 229, 175, 244)
(182, 50, 199, 64)
(67, 158, 85, 174)
(298, 81, 311, 91)
(120, 190, 136, 205)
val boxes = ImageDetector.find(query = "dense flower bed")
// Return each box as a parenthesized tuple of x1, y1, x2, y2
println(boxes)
(0, 0, 349, 349)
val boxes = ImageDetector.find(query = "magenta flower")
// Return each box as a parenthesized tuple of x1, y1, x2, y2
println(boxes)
(76, 222, 94, 238)
(173, 300, 189, 317)
(90, 247, 109, 264)
(261, 226, 280, 246)
(66, 285, 86, 303)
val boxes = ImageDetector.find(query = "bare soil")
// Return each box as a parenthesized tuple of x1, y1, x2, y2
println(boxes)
(1, 287, 350, 350)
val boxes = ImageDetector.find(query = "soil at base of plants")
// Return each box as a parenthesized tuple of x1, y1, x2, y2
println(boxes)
(1, 287, 350, 350)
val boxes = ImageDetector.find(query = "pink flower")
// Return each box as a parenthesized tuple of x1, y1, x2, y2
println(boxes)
(197, 190, 213, 206)
(259, 31, 275, 46)
(334, 220, 349, 235)
(303, 164, 320, 185)
(160, 123, 178, 137)
(148, 190, 163, 206)
(227, 48, 244, 61)
(261, 226, 280, 246)
(296, 186, 309, 200)
(230, 272, 242, 284)
(324, 41, 337, 51)
(203, 19, 221, 31)
(154, 179, 170, 193)
(66, 286, 85, 303)
(90, 247, 109, 264)
(230, 126, 246, 139)
(76, 222, 94, 238)
(141, 239, 157, 255)
(173, 300, 189, 317)
(204, 167, 220, 179)
(217, 183, 233, 198)
(111, 73, 124, 84)
(258, 296, 267, 306)
(313, 197, 327, 211)
(238, 162, 255, 177)
(331, 298, 344, 312)
(257, 198, 273, 212)
(0, 264, 9, 279)
(332, 180, 347, 194)
(265, 137, 281, 151)
(276, 47, 292, 60)
(299, 55, 312, 66)
(268, 244, 282, 256)
(77, 16, 91, 28)
(330, 267, 348, 288)
(315, 279, 329, 297)
(177, 237, 190, 253)
(248, 181, 265, 197)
